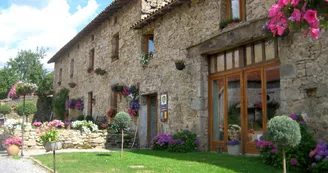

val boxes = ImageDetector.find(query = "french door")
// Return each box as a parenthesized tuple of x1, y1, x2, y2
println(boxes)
(209, 62, 280, 154)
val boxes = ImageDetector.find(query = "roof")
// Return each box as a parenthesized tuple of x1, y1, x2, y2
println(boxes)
(131, 0, 185, 29)
(47, 0, 130, 63)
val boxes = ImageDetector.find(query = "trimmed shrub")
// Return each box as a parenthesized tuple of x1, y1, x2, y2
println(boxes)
(151, 133, 173, 150)
(76, 115, 84, 121)
(85, 115, 94, 122)
(0, 105, 11, 114)
(257, 114, 312, 172)
(16, 101, 37, 116)
(167, 130, 200, 153)
(114, 112, 131, 130)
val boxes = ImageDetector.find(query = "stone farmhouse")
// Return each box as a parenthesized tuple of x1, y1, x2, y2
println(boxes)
(48, 0, 328, 153)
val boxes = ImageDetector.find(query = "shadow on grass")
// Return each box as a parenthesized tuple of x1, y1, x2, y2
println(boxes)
(128, 149, 281, 173)
(96, 153, 112, 157)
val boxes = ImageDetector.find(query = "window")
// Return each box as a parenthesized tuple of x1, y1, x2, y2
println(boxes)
(89, 49, 95, 70)
(58, 68, 62, 86)
(91, 34, 94, 41)
(88, 92, 93, 115)
(70, 59, 74, 78)
(77, 44, 80, 49)
(112, 33, 119, 60)
(145, 34, 154, 55)
(226, 0, 245, 20)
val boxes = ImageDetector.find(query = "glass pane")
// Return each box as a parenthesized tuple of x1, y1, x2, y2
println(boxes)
(231, 0, 240, 19)
(254, 43, 263, 63)
(148, 36, 154, 54)
(246, 70, 263, 142)
(212, 78, 225, 141)
(227, 75, 241, 141)
(226, 51, 233, 70)
(217, 54, 225, 72)
(266, 67, 280, 121)
(246, 45, 252, 65)
(265, 40, 275, 60)
(234, 50, 239, 68)
(210, 56, 215, 73)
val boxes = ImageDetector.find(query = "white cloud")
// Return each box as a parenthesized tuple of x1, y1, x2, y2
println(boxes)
(0, 0, 99, 71)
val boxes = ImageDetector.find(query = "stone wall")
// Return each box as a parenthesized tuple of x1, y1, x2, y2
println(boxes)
(246, 0, 275, 21)
(0, 128, 137, 150)
(278, 31, 328, 141)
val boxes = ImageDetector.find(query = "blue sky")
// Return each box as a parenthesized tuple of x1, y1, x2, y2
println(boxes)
(0, 0, 113, 71)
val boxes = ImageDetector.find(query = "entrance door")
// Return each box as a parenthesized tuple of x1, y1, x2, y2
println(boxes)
(147, 95, 158, 145)
(209, 64, 280, 154)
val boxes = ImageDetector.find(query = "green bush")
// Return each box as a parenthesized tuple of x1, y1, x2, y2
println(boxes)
(257, 114, 309, 172)
(85, 115, 94, 122)
(114, 112, 131, 129)
(0, 105, 11, 114)
(76, 115, 84, 121)
(52, 88, 69, 120)
(16, 102, 37, 116)
(167, 130, 199, 153)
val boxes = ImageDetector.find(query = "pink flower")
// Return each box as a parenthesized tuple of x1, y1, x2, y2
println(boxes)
(309, 151, 316, 157)
(269, 4, 281, 17)
(291, 8, 302, 23)
(291, 0, 299, 6)
(309, 28, 320, 39)
(277, 25, 286, 36)
(277, 0, 290, 7)
(304, 10, 318, 24)
(128, 109, 136, 116)
(310, 19, 320, 28)
(290, 158, 299, 165)
(326, 0, 328, 3)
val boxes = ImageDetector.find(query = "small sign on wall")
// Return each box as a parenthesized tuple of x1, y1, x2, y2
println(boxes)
(160, 92, 168, 122)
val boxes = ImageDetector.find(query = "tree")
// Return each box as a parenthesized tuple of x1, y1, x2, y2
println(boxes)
(114, 112, 131, 158)
(266, 115, 301, 173)
(16, 102, 37, 122)
(7, 48, 47, 85)
(0, 67, 19, 99)
(37, 71, 54, 98)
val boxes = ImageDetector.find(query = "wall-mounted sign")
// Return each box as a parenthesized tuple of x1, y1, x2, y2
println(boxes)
(160, 93, 168, 122)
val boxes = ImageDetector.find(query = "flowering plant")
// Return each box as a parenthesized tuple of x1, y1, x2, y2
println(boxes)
(248, 129, 255, 134)
(226, 139, 240, 146)
(3, 119, 19, 130)
(264, 0, 328, 39)
(3, 137, 22, 147)
(74, 98, 84, 110)
(32, 121, 42, 127)
(151, 133, 173, 150)
(67, 99, 77, 109)
(8, 81, 37, 98)
(71, 120, 98, 134)
(228, 124, 241, 141)
(309, 140, 328, 171)
(64, 121, 72, 126)
(37, 120, 64, 144)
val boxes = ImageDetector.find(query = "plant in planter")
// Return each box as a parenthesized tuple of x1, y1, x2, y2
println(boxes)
(67, 99, 77, 109)
(16, 82, 38, 96)
(68, 82, 77, 88)
(226, 140, 240, 155)
(71, 120, 98, 134)
(32, 121, 42, 128)
(74, 98, 84, 110)
(38, 120, 64, 151)
(94, 68, 106, 75)
(111, 54, 119, 61)
(87, 67, 94, 73)
(111, 83, 124, 93)
(3, 137, 22, 156)
(64, 121, 72, 130)
(219, 18, 241, 29)
(175, 60, 185, 70)
(140, 52, 152, 66)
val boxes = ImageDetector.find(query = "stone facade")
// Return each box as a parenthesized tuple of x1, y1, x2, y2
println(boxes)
(50, 0, 328, 151)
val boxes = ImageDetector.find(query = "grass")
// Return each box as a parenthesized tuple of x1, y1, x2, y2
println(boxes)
(33, 150, 282, 173)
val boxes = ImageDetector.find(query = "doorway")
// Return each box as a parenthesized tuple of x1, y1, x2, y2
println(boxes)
(209, 63, 280, 154)
(147, 95, 158, 146)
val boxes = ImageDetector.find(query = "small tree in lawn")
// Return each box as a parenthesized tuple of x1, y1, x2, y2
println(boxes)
(266, 115, 301, 173)
(114, 112, 131, 158)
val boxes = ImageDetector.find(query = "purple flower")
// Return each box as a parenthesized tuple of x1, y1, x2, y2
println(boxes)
(176, 139, 183, 144)
(290, 158, 298, 165)
(312, 162, 316, 167)
(315, 155, 322, 161)
(289, 114, 298, 120)
(318, 150, 325, 156)
(194, 140, 199, 145)
(324, 150, 328, 156)
(226, 140, 240, 146)
(130, 100, 140, 110)
(271, 149, 278, 153)
(298, 121, 305, 124)
(196, 146, 200, 152)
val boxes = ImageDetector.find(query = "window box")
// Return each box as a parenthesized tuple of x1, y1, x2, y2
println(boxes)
(111, 54, 119, 62)
(68, 82, 77, 88)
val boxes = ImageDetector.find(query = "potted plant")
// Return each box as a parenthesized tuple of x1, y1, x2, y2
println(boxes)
(94, 68, 106, 75)
(140, 53, 152, 66)
(64, 121, 72, 130)
(225, 140, 240, 155)
(219, 18, 241, 29)
(16, 82, 38, 96)
(40, 129, 62, 151)
(87, 67, 94, 73)
(68, 82, 77, 88)
(111, 83, 123, 93)
(175, 60, 185, 70)
(111, 54, 119, 61)
(3, 137, 22, 156)
(32, 121, 42, 128)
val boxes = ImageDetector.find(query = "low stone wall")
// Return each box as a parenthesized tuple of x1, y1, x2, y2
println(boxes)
(0, 128, 138, 150)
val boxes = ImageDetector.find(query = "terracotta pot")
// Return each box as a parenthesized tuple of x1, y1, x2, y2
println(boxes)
(6, 145, 20, 156)
(44, 142, 62, 152)
(175, 63, 185, 70)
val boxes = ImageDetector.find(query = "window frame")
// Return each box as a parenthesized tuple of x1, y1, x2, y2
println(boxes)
(226, 0, 245, 20)
(70, 59, 74, 78)
(145, 34, 154, 55)
(89, 48, 95, 70)
(112, 33, 119, 60)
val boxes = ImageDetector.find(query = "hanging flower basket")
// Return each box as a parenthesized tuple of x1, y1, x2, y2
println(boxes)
(44, 141, 62, 152)
(175, 60, 185, 70)
(111, 84, 124, 93)
(16, 82, 38, 96)
(68, 82, 77, 88)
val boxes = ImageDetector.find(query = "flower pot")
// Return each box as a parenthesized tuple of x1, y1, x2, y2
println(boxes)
(44, 142, 62, 152)
(227, 145, 240, 155)
(175, 63, 185, 70)
(68, 82, 76, 88)
(6, 145, 20, 156)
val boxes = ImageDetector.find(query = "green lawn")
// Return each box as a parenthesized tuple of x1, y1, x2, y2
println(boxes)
(33, 150, 282, 173)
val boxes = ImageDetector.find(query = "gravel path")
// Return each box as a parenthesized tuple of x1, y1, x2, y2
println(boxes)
(0, 152, 49, 173)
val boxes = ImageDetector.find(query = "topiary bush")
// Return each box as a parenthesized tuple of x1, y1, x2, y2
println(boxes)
(16, 101, 37, 116)
(76, 115, 84, 121)
(167, 130, 200, 153)
(264, 115, 301, 173)
(257, 114, 316, 173)
(0, 105, 11, 114)
(114, 112, 131, 158)
(85, 115, 94, 122)
(151, 133, 173, 150)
